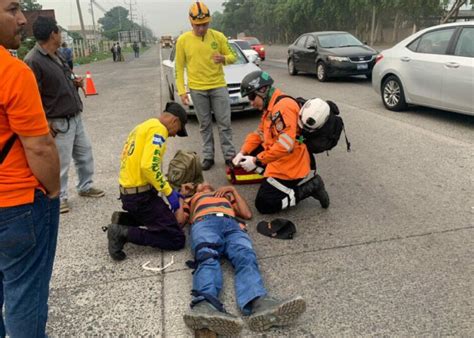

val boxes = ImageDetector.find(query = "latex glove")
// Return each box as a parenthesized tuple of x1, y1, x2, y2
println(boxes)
(167, 190, 183, 212)
(232, 152, 245, 167)
(240, 156, 257, 172)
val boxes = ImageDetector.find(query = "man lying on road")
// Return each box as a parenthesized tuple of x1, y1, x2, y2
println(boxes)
(177, 182, 306, 335)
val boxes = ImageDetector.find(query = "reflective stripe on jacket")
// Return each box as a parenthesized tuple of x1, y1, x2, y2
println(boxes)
(241, 89, 310, 180)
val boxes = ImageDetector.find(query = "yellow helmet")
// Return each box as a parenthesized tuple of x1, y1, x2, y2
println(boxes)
(189, 1, 211, 25)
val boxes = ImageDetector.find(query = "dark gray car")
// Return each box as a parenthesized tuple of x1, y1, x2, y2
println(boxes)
(288, 31, 378, 81)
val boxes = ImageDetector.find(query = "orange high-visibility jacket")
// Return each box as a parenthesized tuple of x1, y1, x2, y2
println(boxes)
(241, 89, 310, 180)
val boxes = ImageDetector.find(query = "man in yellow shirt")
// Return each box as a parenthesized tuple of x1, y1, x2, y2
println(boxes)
(107, 102, 188, 261)
(175, 1, 237, 170)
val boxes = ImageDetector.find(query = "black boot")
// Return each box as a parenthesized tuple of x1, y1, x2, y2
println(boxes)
(247, 295, 306, 332)
(107, 224, 129, 261)
(183, 301, 244, 336)
(111, 211, 140, 226)
(296, 175, 330, 208)
(201, 159, 214, 171)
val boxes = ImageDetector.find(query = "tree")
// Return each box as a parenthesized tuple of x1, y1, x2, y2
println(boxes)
(21, 0, 42, 11)
(98, 6, 153, 41)
(441, 0, 469, 23)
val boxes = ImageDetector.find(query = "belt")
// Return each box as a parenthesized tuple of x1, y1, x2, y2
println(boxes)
(193, 213, 236, 224)
(119, 184, 152, 195)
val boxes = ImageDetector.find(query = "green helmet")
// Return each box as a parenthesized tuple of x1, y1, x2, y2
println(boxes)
(240, 70, 274, 98)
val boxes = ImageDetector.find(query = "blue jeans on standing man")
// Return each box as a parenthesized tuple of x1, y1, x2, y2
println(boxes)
(190, 215, 267, 315)
(0, 190, 60, 337)
(189, 87, 236, 162)
(50, 114, 95, 201)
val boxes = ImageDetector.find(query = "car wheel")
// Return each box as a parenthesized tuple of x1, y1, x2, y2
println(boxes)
(316, 62, 328, 82)
(288, 58, 298, 75)
(381, 75, 407, 111)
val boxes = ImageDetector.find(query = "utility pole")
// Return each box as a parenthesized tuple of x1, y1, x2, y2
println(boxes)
(90, 0, 98, 49)
(75, 0, 89, 56)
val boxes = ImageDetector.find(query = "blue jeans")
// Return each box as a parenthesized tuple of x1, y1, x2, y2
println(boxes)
(189, 87, 236, 161)
(191, 216, 266, 315)
(50, 114, 95, 200)
(0, 190, 59, 338)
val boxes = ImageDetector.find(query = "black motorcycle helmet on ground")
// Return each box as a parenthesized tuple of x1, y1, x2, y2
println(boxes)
(240, 70, 274, 103)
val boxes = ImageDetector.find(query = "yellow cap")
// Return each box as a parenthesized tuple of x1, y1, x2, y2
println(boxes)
(189, 1, 211, 25)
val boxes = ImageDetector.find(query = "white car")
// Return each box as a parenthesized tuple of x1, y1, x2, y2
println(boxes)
(230, 39, 261, 65)
(372, 22, 473, 116)
(162, 41, 260, 115)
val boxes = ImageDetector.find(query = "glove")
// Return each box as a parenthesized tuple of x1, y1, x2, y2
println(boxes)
(240, 156, 257, 172)
(167, 190, 182, 212)
(232, 152, 245, 167)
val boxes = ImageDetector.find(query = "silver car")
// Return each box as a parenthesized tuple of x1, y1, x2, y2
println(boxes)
(162, 41, 260, 115)
(372, 22, 474, 116)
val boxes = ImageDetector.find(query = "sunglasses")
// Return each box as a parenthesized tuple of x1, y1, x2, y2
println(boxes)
(248, 92, 257, 101)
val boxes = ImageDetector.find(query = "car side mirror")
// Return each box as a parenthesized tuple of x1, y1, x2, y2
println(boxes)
(363, 41, 368, 45)
(248, 54, 258, 63)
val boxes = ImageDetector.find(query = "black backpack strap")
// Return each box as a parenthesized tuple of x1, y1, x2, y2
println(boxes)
(274, 94, 295, 106)
(0, 134, 18, 165)
(342, 124, 351, 152)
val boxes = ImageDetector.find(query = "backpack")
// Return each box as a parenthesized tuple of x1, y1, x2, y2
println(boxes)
(167, 150, 204, 190)
(275, 95, 351, 154)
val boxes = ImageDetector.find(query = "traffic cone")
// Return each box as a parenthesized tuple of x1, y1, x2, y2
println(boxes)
(84, 71, 98, 96)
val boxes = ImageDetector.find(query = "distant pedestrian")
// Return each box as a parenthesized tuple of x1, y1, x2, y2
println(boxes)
(132, 41, 140, 58)
(116, 41, 122, 61)
(59, 41, 73, 69)
(24, 16, 105, 214)
(111, 42, 117, 61)
(1, 1, 61, 336)
(175, 1, 237, 170)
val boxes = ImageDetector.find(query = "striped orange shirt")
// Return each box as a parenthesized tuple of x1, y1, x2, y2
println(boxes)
(188, 192, 236, 222)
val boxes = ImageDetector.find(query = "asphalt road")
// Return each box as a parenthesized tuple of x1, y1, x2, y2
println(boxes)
(47, 45, 473, 336)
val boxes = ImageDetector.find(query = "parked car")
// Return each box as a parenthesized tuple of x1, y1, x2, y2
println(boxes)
(162, 41, 260, 115)
(241, 36, 265, 61)
(287, 31, 378, 81)
(372, 22, 473, 116)
(231, 39, 260, 65)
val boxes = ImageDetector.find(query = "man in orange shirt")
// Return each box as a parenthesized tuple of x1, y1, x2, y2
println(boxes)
(178, 183, 306, 335)
(0, 1, 60, 336)
(233, 70, 330, 214)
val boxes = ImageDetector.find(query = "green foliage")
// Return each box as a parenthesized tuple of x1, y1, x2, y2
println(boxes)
(17, 38, 36, 60)
(212, 0, 445, 44)
(98, 6, 154, 41)
(21, 0, 42, 11)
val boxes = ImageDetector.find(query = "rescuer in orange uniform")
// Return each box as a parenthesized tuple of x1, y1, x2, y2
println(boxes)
(233, 70, 330, 214)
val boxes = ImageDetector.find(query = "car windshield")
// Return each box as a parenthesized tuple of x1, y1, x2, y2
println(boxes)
(234, 40, 253, 50)
(229, 43, 248, 65)
(318, 33, 363, 48)
(245, 37, 260, 45)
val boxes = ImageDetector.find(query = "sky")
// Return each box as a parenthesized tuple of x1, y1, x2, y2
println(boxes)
(37, 0, 224, 36)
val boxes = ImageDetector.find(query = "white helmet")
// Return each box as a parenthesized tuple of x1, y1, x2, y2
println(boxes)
(298, 98, 330, 132)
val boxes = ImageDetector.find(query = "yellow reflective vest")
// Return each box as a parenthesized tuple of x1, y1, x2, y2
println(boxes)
(119, 118, 172, 196)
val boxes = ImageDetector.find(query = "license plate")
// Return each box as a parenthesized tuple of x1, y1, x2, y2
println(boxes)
(357, 63, 368, 70)
(230, 97, 240, 104)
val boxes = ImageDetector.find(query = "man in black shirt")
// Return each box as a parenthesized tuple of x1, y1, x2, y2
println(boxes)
(24, 16, 104, 214)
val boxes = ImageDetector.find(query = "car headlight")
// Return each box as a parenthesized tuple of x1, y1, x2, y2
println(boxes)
(328, 56, 350, 62)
